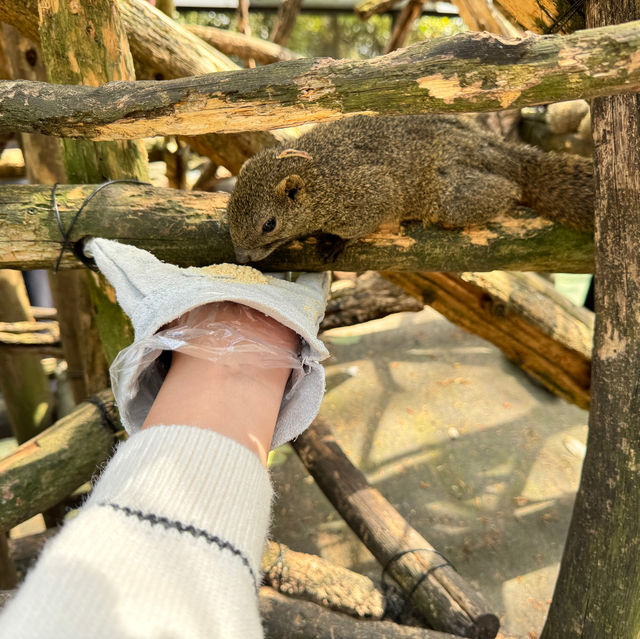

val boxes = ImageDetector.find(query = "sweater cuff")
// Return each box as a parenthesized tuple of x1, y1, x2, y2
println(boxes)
(87, 425, 273, 576)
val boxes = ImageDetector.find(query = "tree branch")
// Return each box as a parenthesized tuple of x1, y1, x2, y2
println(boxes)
(1, 21, 640, 138)
(0, 184, 593, 272)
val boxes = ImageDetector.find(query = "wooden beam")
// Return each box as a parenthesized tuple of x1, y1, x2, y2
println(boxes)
(292, 420, 499, 638)
(382, 271, 593, 409)
(1, 20, 640, 138)
(0, 184, 593, 272)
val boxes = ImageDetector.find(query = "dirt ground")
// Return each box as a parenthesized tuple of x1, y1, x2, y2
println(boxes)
(268, 305, 588, 639)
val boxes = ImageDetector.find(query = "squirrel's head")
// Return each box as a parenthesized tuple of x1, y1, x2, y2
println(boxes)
(227, 148, 316, 263)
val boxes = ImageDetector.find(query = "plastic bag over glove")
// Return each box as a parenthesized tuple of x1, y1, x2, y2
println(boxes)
(84, 238, 330, 449)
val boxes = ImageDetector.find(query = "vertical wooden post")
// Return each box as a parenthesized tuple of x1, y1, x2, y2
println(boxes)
(540, 2, 640, 638)
(36, 0, 149, 380)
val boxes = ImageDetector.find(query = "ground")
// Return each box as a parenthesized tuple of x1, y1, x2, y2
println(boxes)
(268, 277, 589, 638)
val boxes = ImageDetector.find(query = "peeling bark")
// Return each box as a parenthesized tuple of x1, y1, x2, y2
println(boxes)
(1, 21, 640, 138)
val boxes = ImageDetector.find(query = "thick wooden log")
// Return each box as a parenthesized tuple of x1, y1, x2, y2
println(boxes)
(0, 390, 117, 532)
(541, 2, 640, 638)
(2, 21, 640, 138)
(184, 24, 302, 65)
(37, 0, 144, 384)
(0, 184, 593, 272)
(260, 588, 465, 638)
(382, 271, 593, 409)
(292, 420, 499, 639)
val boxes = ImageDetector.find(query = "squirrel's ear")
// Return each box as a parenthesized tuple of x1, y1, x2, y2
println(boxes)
(275, 174, 305, 201)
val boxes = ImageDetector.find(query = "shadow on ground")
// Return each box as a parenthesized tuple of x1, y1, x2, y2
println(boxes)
(269, 307, 587, 638)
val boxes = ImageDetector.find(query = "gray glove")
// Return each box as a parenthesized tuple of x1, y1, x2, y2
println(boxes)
(85, 238, 330, 449)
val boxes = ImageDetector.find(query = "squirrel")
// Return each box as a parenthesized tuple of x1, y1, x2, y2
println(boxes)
(227, 114, 594, 263)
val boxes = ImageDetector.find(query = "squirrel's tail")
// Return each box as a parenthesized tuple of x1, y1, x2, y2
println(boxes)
(519, 148, 594, 231)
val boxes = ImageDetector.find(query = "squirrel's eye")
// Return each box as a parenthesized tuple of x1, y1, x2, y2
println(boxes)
(262, 217, 276, 234)
(287, 188, 298, 201)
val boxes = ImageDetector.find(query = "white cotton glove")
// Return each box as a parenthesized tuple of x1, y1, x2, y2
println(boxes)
(84, 238, 330, 449)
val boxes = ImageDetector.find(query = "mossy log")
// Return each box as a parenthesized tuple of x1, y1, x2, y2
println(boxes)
(260, 588, 465, 639)
(382, 271, 593, 409)
(185, 24, 302, 65)
(292, 420, 499, 639)
(2, 21, 640, 138)
(0, 184, 593, 272)
(0, 390, 118, 533)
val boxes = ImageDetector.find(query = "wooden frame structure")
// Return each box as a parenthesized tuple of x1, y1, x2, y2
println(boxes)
(0, 0, 639, 636)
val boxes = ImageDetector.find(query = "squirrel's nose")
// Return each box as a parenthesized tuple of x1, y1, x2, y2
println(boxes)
(234, 249, 251, 264)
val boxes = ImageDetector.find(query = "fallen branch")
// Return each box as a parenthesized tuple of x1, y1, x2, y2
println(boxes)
(260, 587, 466, 639)
(0, 184, 593, 272)
(2, 21, 640, 138)
(381, 271, 593, 409)
(292, 420, 499, 639)
(184, 25, 302, 65)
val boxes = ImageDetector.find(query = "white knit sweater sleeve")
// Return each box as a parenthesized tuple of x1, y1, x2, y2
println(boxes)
(0, 425, 273, 639)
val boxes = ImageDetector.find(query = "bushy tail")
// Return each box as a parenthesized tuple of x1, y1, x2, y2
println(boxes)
(520, 148, 594, 231)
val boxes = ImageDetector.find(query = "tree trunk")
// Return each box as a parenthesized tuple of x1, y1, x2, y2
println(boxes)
(2, 20, 640, 138)
(37, 0, 148, 368)
(540, 2, 640, 638)
(0, 184, 593, 273)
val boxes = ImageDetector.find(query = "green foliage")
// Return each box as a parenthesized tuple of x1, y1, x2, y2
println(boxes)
(178, 9, 465, 61)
